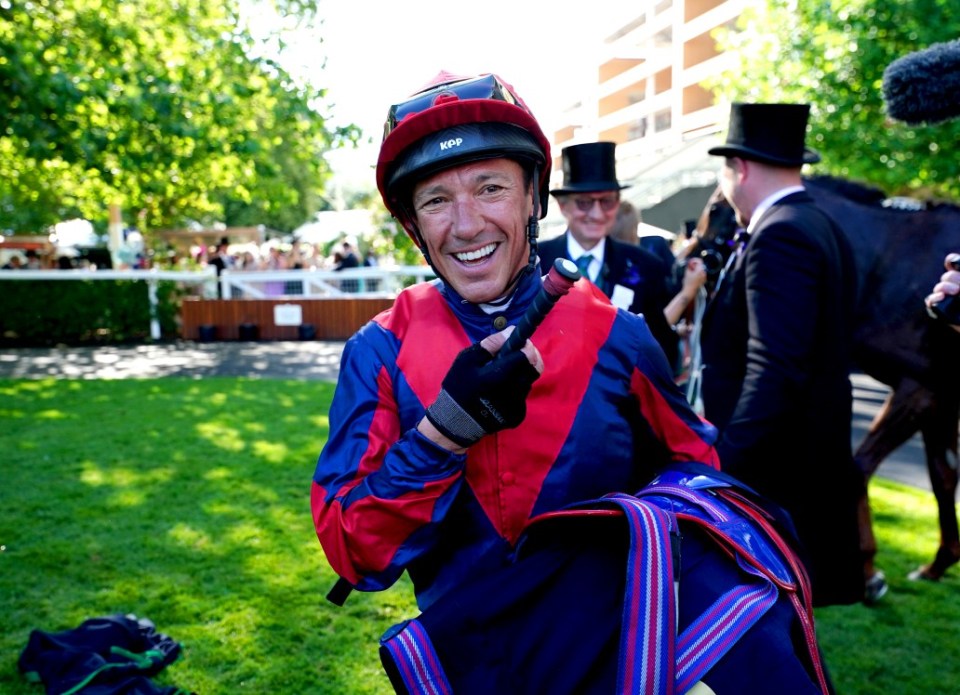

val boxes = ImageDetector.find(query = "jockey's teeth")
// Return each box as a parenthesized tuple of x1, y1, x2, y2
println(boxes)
(456, 244, 496, 262)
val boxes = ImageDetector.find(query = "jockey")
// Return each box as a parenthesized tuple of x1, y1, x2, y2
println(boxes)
(310, 70, 840, 694)
(311, 69, 718, 610)
(310, 71, 778, 693)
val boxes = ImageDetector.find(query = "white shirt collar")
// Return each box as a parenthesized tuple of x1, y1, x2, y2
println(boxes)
(564, 233, 606, 281)
(566, 233, 606, 261)
(747, 185, 805, 233)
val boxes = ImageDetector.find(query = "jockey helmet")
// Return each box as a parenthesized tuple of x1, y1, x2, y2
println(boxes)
(377, 71, 552, 246)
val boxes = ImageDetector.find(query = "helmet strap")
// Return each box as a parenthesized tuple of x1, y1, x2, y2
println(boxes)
(525, 162, 542, 276)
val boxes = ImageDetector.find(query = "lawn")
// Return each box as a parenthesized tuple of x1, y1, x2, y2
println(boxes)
(1, 378, 957, 694)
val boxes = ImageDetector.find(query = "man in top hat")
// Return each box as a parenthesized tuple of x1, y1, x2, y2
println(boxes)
(538, 141, 680, 367)
(699, 103, 866, 607)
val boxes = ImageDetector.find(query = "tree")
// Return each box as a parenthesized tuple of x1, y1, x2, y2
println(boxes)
(0, 0, 359, 237)
(710, 0, 960, 200)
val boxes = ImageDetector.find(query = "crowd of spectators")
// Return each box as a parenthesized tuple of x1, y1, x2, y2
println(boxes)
(194, 237, 377, 274)
(192, 237, 384, 296)
(1, 249, 49, 269)
(0, 237, 381, 276)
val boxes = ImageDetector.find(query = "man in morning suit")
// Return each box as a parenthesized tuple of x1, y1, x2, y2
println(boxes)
(699, 102, 865, 606)
(538, 142, 678, 367)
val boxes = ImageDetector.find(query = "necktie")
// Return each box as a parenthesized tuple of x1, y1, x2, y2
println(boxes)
(576, 254, 593, 281)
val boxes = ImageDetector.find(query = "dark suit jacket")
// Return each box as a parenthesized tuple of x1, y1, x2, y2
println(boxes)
(639, 235, 680, 294)
(538, 233, 678, 367)
(699, 190, 863, 606)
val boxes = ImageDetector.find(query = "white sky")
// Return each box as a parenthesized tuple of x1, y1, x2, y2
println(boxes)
(289, 1, 628, 187)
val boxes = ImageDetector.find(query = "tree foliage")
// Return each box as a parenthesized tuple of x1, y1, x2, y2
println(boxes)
(710, 0, 960, 200)
(0, 0, 360, 237)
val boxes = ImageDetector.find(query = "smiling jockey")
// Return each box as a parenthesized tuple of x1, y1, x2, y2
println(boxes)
(310, 71, 830, 694)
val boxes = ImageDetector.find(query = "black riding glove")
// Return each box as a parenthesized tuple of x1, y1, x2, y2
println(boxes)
(425, 342, 540, 448)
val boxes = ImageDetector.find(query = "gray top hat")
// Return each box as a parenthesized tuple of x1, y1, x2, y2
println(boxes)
(708, 103, 821, 166)
(550, 141, 629, 194)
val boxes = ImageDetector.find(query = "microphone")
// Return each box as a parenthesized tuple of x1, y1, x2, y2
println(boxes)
(499, 258, 581, 356)
(882, 38, 960, 125)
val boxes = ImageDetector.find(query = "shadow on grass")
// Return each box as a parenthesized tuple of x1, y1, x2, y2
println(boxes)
(0, 378, 415, 694)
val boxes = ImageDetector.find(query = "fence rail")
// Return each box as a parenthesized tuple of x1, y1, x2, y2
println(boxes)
(217, 266, 436, 299)
(0, 266, 435, 340)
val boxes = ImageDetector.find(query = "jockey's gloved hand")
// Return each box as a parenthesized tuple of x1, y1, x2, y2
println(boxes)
(425, 342, 540, 448)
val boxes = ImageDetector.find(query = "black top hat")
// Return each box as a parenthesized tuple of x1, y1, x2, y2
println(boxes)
(708, 103, 821, 166)
(550, 142, 629, 194)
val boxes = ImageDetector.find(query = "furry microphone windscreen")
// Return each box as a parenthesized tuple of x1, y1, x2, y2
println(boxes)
(882, 38, 960, 125)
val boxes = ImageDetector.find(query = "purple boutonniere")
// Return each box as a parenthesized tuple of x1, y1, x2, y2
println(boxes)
(623, 260, 641, 286)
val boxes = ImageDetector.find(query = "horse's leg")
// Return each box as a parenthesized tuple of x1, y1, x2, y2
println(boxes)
(854, 383, 928, 477)
(853, 382, 928, 591)
(909, 395, 960, 581)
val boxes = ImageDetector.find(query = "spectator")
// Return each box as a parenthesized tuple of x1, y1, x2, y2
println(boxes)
(209, 237, 233, 298)
(539, 146, 707, 370)
(24, 249, 42, 269)
(537, 142, 680, 367)
(362, 249, 381, 291)
(611, 199, 707, 326)
(335, 240, 361, 292)
(609, 199, 641, 245)
(2, 255, 23, 270)
(611, 200, 677, 281)
(699, 102, 864, 606)
(261, 244, 288, 297)
(289, 240, 306, 270)
(237, 250, 257, 270)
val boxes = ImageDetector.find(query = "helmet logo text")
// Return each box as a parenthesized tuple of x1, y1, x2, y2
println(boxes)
(439, 138, 464, 151)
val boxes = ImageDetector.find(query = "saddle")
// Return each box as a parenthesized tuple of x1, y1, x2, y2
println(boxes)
(379, 463, 830, 695)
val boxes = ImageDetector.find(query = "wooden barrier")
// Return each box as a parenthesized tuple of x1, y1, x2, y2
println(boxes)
(181, 298, 395, 341)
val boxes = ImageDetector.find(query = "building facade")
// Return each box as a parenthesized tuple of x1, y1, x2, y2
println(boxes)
(544, 0, 747, 238)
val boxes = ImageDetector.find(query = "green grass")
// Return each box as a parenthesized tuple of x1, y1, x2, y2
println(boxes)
(1, 378, 957, 693)
(816, 481, 960, 693)
(0, 378, 417, 694)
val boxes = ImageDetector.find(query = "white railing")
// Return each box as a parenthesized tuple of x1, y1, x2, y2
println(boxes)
(218, 266, 436, 299)
(0, 265, 437, 339)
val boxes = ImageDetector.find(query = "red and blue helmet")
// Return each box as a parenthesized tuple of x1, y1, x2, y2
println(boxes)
(376, 71, 552, 243)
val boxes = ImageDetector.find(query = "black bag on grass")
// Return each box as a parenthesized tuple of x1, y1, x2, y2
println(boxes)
(18, 613, 189, 695)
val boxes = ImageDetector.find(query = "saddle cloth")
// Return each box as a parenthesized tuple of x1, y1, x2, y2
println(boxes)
(379, 463, 830, 695)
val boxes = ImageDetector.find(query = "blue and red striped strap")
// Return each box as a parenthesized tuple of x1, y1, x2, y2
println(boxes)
(602, 494, 678, 695)
(606, 492, 780, 695)
(380, 619, 452, 695)
(381, 483, 806, 695)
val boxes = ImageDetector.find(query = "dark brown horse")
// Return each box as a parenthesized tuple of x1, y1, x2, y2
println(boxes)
(684, 175, 960, 587)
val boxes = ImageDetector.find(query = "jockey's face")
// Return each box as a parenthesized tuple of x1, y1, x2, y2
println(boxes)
(412, 158, 533, 304)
